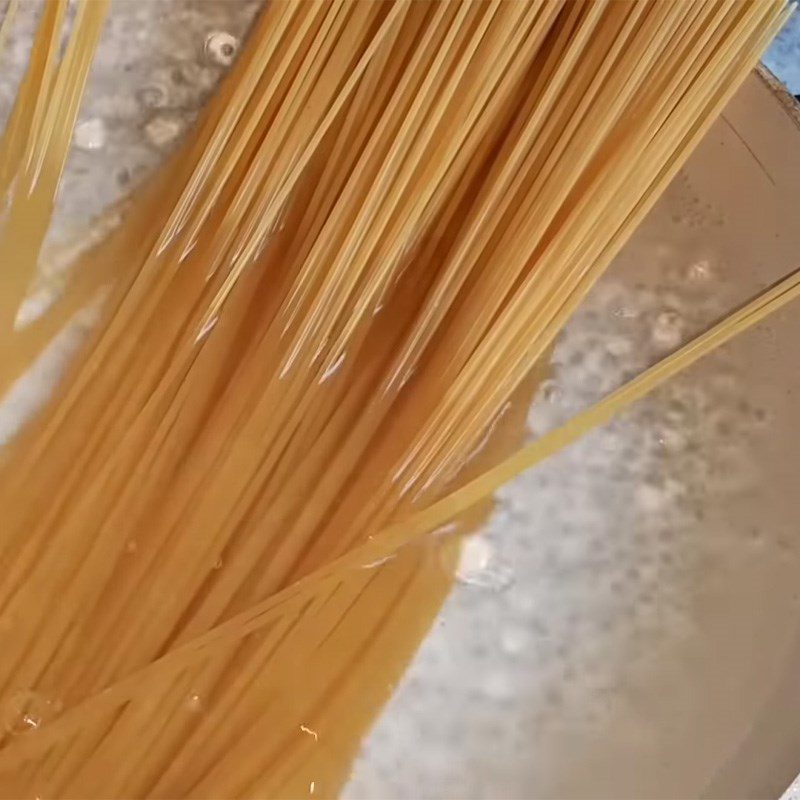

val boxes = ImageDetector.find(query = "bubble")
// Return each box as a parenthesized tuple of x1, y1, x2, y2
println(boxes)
(137, 84, 167, 109)
(458, 535, 491, 572)
(205, 31, 239, 67)
(567, 350, 585, 368)
(455, 536, 514, 592)
(663, 398, 690, 426)
(605, 335, 633, 358)
(651, 309, 684, 350)
(3, 690, 60, 735)
(686, 259, 712, 282)
(73, 118, 107, 151)
(541, 380, 562, 404)
(187, 693, 203, 712)
(170, 66, 189, 86)
(125, 540, 138, 554)
(145, 116, 183, 149)
(162, 62, 213, 100)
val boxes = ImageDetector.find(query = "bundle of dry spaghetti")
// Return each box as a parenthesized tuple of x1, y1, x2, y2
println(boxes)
(0, 1, 794, 797)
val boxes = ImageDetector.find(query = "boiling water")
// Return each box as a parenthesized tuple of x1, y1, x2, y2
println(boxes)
(0, 3, 798, 798)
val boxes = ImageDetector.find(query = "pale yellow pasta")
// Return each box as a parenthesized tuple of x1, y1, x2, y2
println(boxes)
(0, 2, 791, 798)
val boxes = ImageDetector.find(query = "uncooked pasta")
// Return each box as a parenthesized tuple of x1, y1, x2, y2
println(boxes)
(0, 1, 793, 798)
